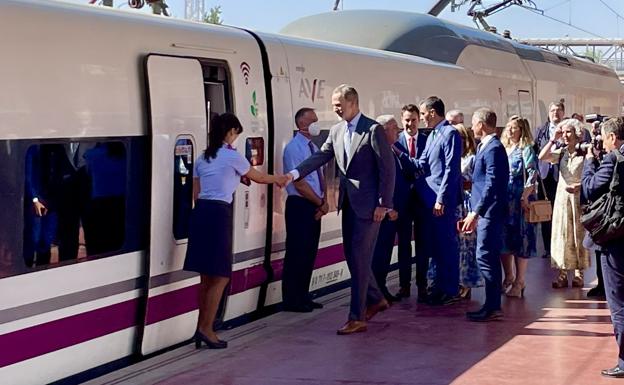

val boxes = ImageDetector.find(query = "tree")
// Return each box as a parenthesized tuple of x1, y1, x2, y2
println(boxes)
(583, 49, 603, 63)
(203, 6, 223, 25)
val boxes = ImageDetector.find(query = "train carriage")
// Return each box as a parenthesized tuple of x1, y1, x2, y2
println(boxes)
(0, 2, 622, 384)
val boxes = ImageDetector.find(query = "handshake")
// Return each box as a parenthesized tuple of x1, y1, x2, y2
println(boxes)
(274, 173, 294, 188)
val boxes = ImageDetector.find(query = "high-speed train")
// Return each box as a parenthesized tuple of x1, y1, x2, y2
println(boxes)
(1, 1, 622, 384)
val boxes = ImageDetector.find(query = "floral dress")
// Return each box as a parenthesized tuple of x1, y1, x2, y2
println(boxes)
(501, 146, 537, 258)
(550, 148, 589, 270)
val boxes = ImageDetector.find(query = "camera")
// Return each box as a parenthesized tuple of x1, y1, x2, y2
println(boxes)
(576, 114, 608, 159)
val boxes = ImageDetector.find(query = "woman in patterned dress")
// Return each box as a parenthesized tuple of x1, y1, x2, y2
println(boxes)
(455, 124, 483, 298)
(538, 118, 589, 288)
(500, 116, 538, 298)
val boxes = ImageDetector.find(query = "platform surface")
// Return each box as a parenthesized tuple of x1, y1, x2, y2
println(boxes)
(87, 258, 616, 385)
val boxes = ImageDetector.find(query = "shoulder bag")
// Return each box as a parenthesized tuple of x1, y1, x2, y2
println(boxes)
(523, 148, 553, 223)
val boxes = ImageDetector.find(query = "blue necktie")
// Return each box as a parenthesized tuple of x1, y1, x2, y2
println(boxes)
(344, 122, 353, 163)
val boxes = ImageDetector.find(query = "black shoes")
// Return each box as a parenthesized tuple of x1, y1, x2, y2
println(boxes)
(194, 330, 228, 349)
(283, 303, 314, 313)
(587, 286, 606, 298)
(308, 301, 324, 309)
(428, 293, 460, 306)
(466, 308, 503, 322)
(601, 366, 624, 378)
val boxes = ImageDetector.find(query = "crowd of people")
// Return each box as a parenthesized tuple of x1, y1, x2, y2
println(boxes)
(182, 84, 624, 378)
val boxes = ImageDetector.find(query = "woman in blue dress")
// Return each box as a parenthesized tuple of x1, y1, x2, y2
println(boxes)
(500, 116, 538, 298)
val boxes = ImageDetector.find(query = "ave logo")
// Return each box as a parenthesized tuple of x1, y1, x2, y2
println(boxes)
(299, 78, 326, 102)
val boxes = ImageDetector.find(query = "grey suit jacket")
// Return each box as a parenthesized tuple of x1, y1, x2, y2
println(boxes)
(295, 113, 395, 220)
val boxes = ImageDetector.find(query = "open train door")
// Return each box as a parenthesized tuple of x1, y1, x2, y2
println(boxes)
(141, 55, 207, 355)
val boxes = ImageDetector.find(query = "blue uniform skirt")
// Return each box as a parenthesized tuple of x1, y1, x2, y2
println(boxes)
(183, 199, 233, 277)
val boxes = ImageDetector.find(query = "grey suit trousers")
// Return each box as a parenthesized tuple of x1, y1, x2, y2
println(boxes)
(342, 197, 384, 321)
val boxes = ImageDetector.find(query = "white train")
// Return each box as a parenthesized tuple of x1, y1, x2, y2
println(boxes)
(0, 1, 622, 384)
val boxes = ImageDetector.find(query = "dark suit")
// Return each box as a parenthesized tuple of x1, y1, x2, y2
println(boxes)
(582, 144, 624, 368)
(393, 133, 428, 291)
(471, 135, 509, 311)
(534, 121, 558, 255)
(398, 121, 462, 297)
(371, 151, 412, 297)
(295, 113, 395, 321)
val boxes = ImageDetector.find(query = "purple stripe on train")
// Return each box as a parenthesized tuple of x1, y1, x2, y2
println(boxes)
(0, 300, 137, 368)
(0, 243, 346, 367)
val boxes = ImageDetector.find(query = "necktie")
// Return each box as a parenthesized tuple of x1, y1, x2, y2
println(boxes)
(308, 141, 325, 197)
(408, 136, 416, 157)
(476, 142, 483, 154)
(344, 122, 353, 163)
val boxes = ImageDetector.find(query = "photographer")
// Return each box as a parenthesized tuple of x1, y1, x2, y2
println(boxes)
(582, 116, 624, 378)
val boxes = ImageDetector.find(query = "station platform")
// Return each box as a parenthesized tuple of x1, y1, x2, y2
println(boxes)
(87, 258, 616, 385)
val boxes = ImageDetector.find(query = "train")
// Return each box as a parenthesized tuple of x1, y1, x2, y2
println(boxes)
(0, 1, 622, 384)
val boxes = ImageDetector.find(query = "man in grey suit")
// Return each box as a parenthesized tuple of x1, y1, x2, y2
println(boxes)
(288, 84, 395, 335)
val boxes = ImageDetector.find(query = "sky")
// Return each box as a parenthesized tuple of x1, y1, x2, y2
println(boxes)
(62, 0, 623, 39)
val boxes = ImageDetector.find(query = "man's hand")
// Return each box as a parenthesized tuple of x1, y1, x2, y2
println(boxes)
(33, 201, 48, 217)
(433, 202, 445, 217)
(387, 209, 399, 221)
(461, 212, 478, 233)
(314, 200, 329, 220)
(373, 207, 388, 222)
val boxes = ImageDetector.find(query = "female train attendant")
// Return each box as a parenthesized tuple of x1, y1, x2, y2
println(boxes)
(184, 113, 290, 349)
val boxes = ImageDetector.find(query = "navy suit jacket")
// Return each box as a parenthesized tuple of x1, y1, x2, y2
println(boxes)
(401, 121, 461, 209)
(470, 136, 509, 219)
(390, 152, 413, 214)
(394, 132, 426, 189)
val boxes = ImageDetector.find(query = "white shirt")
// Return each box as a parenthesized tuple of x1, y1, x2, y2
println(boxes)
(194, 144, 250, 204)
(478, 133, 496, 152)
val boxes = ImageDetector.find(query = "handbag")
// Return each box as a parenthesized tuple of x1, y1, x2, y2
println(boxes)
(581, 150, 624, 246)
(522, 149, 553, 223)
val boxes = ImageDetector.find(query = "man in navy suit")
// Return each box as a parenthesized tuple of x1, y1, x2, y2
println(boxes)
(582, 117, 624, 378)
(533, 102, 565, 258)
(371, 114, 410, 302)
(394, 96, 462, 305)
(463, 108, 509, 322)
(392, 104, 428, 301)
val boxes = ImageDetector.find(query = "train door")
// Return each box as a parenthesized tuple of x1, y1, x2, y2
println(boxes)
(141, 55, 207, 355)
(518, 90, 534, 124)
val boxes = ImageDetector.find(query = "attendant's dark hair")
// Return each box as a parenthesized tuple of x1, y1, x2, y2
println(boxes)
(602, 116, 624, 140)
(295, 107, 315, 129)
(204, 113, 243, 161)
(420, 96, 445, 117)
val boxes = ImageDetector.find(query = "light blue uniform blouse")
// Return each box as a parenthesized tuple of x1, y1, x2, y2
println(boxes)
(194, 144, 250, 204)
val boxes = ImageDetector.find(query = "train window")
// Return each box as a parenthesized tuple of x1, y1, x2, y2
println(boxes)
(173, 138, 194, 241)
(22, 141, 127, 267)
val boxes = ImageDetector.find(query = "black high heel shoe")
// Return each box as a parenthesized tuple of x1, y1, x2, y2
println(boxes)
(194, 330, 228, 349)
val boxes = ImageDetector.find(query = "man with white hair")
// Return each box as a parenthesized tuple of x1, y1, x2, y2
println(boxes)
(446, 109, 464, 125)
(371, 115, 411, 302)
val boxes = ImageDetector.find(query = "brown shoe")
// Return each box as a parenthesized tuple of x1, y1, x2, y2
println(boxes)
(336, 320, 367, 335)
(365, 299, 390, 321)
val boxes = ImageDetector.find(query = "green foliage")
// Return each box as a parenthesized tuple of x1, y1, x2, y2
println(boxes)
(583, 49, 603, 63)
(203, 5, 223, 25)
